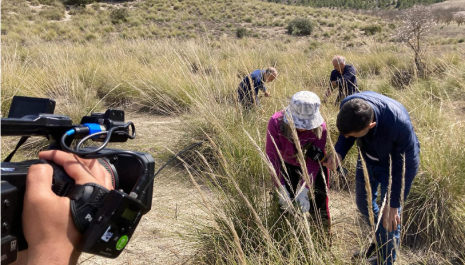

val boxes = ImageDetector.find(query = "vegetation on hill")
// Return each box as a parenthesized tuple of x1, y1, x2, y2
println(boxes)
(267, 0, 446, 9)
(1, 0, 393, 44)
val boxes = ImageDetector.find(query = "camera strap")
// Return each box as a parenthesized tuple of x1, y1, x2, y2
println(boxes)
(3, 136, 29, 162)
(66, 183, 110, 233)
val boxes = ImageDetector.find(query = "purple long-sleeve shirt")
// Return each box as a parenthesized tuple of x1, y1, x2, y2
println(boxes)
(265, 111, 327, 188)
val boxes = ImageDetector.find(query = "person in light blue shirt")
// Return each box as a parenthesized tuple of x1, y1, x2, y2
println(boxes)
(237, 67, 277, 108)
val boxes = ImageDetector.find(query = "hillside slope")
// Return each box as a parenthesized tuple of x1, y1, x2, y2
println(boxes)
(1, 0, 392, 44)
(268, 0, 447, 9)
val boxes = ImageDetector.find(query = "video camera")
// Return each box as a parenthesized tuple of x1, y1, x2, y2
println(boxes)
(1, 96, 155, 264)
(302, 142, 325, 163)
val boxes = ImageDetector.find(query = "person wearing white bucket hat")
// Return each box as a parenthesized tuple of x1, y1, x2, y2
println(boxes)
(266, 91, 330, 229)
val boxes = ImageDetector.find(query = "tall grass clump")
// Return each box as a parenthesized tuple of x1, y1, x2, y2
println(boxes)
(392, 62, 465, 255)
(0, 42, 103, 120)
(361, 24, 382, 35)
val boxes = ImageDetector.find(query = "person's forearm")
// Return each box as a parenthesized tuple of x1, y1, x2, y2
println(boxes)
(390, 146, 419, 207)
(266, 123, 284, 187)
(267, 153, 283, 187)
(324, 88, 331, 99)
(330, 81, 337, 89)
(390, 165, 416, 208)
(304, 161, 319, 186)
(334, 134, 356, 160)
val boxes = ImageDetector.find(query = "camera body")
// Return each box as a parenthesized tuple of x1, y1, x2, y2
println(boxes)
(1, 96, 155, 264)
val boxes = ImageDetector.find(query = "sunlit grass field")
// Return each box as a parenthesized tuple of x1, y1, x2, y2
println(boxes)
(2, 0, 465, 264)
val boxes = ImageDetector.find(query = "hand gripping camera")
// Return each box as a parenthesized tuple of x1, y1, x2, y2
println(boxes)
(1, 96, 156, 264)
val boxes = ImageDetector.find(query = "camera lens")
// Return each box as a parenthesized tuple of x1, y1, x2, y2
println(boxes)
(97, 158, 119, 190)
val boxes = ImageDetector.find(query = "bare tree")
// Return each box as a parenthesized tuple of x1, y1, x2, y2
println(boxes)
(396, 5, 436, 75)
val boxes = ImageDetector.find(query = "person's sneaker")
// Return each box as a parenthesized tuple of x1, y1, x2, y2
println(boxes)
(352, 243, 377, 262)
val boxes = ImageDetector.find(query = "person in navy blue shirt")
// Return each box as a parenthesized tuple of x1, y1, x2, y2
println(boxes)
(324, 55, 359, 104)
(325, 91, 420, 265)
(237, 67, 278, 108)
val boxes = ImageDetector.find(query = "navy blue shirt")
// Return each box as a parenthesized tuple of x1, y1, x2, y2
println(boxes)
(330, 64, 358, 99)
(237, 70, 266, 105)
(335, 91, 420, 208)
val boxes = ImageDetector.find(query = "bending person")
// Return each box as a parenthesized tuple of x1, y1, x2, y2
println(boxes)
(266, 91, 330, 227)
(237, 67, 278, 108)
(325, 91, 420, 265)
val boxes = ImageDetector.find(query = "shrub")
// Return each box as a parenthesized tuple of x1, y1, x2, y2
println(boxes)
(287, 18, 314, 36)
(390, 69, 412, 89)
(110, 8, 129, 24)
(236, 27, 247, 38)
(91, 3, 100, 11)
(1, 25, 8, 35)
(244, 17, 252, 23)
(308, 40, 321, 50)
(361, 24, 382, 35)
(38, 0, 58, 4)
(85, 32, 96, 41)
(39, 8, 64, 21)
(343, 33, 353, 41)
(63, 0, 94, 6)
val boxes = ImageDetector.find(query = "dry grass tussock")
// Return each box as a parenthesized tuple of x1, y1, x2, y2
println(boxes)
(2, 37, 465, 264)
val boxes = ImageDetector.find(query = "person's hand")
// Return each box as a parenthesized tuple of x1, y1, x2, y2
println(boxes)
(277, 184, 291, 211)
(323, 152, 342, 171)
(22, 150, 113, 264)
(264, 91, 270, 97)
(295, 186, 310, 212)
(382, 207, 401, 232)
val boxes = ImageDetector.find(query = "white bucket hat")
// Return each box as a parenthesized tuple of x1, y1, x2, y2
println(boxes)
(283, 91, 324, 130)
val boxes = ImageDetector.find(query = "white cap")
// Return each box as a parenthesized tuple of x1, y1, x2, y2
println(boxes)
(283, 91, 324, 130)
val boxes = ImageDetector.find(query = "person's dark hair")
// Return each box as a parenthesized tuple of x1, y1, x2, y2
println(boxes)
(336, 98, 374, 135)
